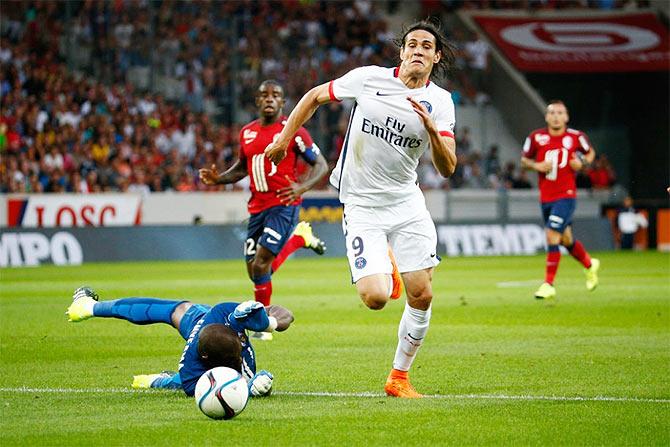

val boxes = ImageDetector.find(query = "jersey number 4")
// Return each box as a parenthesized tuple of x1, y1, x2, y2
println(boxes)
(544, 148, 568, 181)
(252, 154, 277, 192)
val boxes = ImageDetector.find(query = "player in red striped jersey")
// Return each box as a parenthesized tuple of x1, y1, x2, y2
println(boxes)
(200, 81, 328, 339)
(521, 100, 600, 300)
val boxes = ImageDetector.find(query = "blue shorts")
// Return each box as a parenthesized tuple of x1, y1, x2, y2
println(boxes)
(541, 198, 575, 233)
(245, 205, 299, 261)
(177, 304, 211, 340)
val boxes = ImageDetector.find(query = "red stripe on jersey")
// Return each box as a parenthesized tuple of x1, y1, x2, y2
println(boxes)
(328, 80, 341, 102)
(439, 130, 454, 139)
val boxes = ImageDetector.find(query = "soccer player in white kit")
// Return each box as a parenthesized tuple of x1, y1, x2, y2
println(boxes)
(266, 19, 457, 398)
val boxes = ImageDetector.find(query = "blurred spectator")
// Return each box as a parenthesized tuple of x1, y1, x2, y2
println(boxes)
(587, 154, 616, 189)
(462, 154, 491, 189)
(617, 196, 648, 250)
(464, 31, 490, 102)
(511, 168, 532, 189)
(501, 161, 516, 188)
(456, 126, 473, 155)
(483, 144, 501, 177)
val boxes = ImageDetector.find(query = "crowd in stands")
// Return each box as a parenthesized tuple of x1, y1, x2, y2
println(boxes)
(0, 0, 621, 195)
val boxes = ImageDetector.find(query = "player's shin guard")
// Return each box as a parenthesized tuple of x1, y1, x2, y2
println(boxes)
(567, 240, 592, 269)
(93, 298, 183, 325)
(271, 235, 305, 273)
(545, 245, 561, 285)
(392, 303, 432, 371)
(252, 273, 272, 306)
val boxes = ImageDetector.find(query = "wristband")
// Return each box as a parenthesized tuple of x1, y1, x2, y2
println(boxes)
(266, 316, 278, 332)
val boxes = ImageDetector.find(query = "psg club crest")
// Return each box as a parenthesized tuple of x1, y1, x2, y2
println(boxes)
(419, 101, 432, 113)
(354, 257, 367, 269)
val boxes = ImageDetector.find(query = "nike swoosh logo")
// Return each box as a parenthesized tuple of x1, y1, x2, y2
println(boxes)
(430, 253, 436, 258)
(266, 237, 278, 245)
(376, 91, 394, 96)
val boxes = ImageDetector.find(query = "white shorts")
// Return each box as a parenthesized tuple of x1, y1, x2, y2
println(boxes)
(342, 195, 440, 283)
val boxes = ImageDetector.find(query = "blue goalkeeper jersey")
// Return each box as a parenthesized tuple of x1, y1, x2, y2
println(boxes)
(178, 302, 263, 396)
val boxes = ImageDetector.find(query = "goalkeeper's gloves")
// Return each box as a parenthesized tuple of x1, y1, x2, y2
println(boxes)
(229, 300, 270, 332)
(248, 370, 273, 397)
(232, 300, 264, 319)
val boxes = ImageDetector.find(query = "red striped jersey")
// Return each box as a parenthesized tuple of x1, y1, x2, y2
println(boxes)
(239, 117, 318, 214)
(523, 128, 592, 203)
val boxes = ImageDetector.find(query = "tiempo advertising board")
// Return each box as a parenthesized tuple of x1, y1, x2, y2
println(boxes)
(473, 13, 670, 72)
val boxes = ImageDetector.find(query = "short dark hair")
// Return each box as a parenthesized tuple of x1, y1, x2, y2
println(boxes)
(197, 324, 242, 372)
(395, 18, 455, 80)
(258, 79, 284, 96)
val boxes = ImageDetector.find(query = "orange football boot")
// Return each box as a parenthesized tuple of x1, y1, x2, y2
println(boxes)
(384, 369, 423, 398)
(388, 247, 403, 300)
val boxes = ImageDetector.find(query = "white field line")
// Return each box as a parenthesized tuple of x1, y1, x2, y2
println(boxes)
(1, 387, 668, 404)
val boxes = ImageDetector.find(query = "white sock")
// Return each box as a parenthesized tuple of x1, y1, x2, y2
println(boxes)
(392, 303, 431, 371)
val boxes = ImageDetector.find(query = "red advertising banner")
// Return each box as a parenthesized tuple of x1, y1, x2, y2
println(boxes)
(473, 13, 670, 72)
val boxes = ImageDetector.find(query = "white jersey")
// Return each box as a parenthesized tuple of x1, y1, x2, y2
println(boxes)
(328, 65, 455, 206)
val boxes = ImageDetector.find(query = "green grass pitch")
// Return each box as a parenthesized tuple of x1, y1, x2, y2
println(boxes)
(1, 251, 669, 446)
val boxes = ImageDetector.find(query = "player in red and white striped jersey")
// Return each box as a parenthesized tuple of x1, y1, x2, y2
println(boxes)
(521, 100, 600, 300)
(200, 81, 328, 339)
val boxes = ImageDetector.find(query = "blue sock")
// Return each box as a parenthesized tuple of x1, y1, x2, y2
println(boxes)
(151, 372, 182, 390)
(93, 298, 183, 325)
(252, 273, 272, 285)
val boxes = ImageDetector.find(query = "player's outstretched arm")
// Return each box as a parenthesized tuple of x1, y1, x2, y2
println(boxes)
(198, 159, 247, 186)
(265, 304, 294, 332)
(265, 83, 331, 164)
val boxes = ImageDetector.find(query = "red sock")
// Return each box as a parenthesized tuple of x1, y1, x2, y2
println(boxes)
(271, 235, 306, 272)
(254, 281, 272, 306)
(568, 240, 592, 268)
(545, 246, 561, 285)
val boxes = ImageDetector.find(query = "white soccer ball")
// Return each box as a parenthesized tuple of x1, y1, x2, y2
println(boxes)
(194, 367, 249, 420)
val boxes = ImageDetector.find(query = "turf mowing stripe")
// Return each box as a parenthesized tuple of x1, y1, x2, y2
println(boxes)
(1, 387, 668, 403)
(496, 280, 542, 288)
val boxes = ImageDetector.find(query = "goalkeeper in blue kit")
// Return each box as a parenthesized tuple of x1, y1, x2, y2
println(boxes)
(66, 287, 294, 397)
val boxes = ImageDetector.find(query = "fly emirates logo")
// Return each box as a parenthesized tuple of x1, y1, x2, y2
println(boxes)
(361, 116, 423, 149)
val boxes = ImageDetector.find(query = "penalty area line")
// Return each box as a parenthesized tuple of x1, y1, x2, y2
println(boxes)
(1, 387, 668, 404)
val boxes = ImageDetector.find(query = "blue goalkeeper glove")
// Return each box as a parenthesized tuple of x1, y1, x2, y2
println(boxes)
(248, 370, 273, 397)
(232, 300, 263, 319)
(228, 300, 270, 332)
